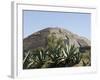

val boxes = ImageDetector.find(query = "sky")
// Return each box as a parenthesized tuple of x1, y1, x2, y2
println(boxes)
(23, 10, 91, 39)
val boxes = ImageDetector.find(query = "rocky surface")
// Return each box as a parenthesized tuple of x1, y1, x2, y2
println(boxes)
(23, 27, 91, 52)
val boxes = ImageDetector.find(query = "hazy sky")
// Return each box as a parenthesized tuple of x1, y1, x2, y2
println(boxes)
(23, 10, 91, 39)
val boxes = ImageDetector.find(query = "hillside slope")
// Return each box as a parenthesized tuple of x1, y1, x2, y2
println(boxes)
(23, 27, 90, 52)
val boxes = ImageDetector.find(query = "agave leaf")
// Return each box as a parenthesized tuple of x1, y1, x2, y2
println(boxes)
(23, 50, 31, 64)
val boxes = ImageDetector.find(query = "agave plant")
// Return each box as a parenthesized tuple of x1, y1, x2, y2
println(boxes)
(23, 35, 82, 69)
(45, 35, 65, 67)
(63, 44, 82, 66)
(23, 50, 32, 69)
(27, 48, 50, 69)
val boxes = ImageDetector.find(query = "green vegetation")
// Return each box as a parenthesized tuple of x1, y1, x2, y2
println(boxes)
(23, 35, 91, 69)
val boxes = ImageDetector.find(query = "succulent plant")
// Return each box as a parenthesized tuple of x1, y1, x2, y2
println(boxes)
(23, 35, 82, 69)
